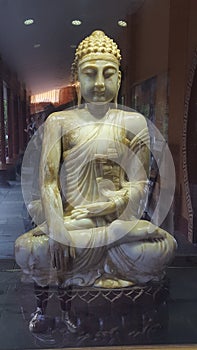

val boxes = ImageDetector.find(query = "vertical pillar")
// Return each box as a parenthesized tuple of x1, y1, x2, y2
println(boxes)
(0, 79, 6, 166)
(168, 0, 190, 236)
(9, 92, 16, 159)
(13, 94, 19, 157)
(7, 87, 13, 160)
(18, 95, 24, 153)
(23, 89, 28, 147)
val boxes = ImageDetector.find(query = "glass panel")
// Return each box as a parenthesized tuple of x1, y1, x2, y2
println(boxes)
(0, 1, 197, 349)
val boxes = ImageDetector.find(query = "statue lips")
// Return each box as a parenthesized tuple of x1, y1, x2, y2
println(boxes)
(94, 91, 105, 96)
(92, 91, 105, 101)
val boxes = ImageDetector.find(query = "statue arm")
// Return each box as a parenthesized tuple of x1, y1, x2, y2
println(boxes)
(39, 115, 63, 233)
(39, 114, 71, 269)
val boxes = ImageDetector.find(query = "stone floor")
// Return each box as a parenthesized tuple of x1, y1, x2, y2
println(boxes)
(0, 180, 25, 259)
(0, 180, 197, 349)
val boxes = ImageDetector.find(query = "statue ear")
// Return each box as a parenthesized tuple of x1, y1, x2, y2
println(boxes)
(118, 70, 122, 89)
(113, 71, 121, 108)
(75, 81, 81, 107)
(113, 70, 121, 107)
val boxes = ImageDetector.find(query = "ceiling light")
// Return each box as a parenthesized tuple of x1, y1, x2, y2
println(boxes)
(72, 20, 82, 26)
(24, 18, 34, 25)
(70, 44, 77, 48)
(118, 20, 127, 27)
(34, 44, 40, 48)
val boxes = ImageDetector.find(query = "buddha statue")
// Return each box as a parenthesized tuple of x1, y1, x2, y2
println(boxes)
(15, 30, 177, 333)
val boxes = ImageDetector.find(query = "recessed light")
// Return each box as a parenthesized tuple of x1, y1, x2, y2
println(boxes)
(118, 20, 127, 27)
(34, 44, 40, 48)
(70, 44, 77, 48)
(72, 20, 82, 26)
(24, 18, 34, 25)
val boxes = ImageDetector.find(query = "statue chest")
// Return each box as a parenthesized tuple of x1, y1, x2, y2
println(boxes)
(61, 123, 126, 157)
(61, 123, 126, 191)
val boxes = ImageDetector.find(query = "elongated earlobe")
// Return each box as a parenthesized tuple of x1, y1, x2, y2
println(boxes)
(75, 82, 81, 107)
(113, 92, 118, 108)
(113, 71, 121, 108)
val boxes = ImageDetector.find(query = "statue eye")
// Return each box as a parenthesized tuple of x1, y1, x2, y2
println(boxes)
(104, 69, 116, 79)
(83, 69, 96, 77)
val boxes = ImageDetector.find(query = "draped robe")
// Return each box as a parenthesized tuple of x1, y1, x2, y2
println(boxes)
(15, 109, 176, 287)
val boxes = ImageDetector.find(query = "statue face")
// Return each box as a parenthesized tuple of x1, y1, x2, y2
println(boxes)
(78, 59, 121, 104)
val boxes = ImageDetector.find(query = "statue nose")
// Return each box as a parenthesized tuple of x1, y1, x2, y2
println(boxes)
(95, 74, 105, 90)
(95, 80, 105, 89)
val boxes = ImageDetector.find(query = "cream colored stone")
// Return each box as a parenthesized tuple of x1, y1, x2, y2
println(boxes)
(15, 30, 176, 288)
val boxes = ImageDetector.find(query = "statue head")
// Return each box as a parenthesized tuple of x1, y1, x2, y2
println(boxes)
(72, 30, 122, 106)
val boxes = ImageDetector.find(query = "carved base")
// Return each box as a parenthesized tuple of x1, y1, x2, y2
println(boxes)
(27, 279, 169, 347)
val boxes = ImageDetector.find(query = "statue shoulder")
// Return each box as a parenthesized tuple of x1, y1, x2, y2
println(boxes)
(122, 110, 148, 135)
(44, 109, 78, 127)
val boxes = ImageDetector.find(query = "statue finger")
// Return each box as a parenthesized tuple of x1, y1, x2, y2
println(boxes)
(75, 212, 90, 219)
(75, 205, 87, 209)
(70, 211, 80, 219)
(71, 209, 88, 219)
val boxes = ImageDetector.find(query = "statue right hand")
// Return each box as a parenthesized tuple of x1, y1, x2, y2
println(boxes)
(71, 201, 116, 219)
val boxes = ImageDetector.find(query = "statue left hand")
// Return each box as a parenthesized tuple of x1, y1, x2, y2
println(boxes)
(71, 201, 116, 219)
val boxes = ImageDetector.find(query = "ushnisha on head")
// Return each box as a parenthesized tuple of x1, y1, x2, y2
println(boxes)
(71, 30, 122, 82)
(72, 30, 122, 107)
